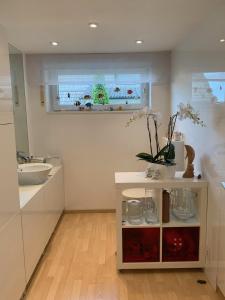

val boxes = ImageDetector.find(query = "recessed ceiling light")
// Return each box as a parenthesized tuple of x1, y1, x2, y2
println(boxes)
(51, 41, 59, 46)
(136, 40, 143, 44)
(89, 23, 98, 28)
(220, 39, 225, 43)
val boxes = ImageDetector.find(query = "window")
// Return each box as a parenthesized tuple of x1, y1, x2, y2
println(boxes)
(46, 73, 150, 112)
(192, 72, 225, 103)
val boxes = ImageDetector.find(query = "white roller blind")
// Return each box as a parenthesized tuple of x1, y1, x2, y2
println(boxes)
(43, 68, 149, 85)
(38, 52, 171, 85)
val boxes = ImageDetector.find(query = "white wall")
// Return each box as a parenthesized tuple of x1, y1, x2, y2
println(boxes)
(25, 53, 171, 210)
(171, 3, 225, 289)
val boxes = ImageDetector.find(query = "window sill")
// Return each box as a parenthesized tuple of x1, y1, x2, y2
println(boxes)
(46, 109, 141, 115)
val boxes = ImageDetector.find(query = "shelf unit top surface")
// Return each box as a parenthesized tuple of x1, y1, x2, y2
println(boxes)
(115, 172, 207, 188)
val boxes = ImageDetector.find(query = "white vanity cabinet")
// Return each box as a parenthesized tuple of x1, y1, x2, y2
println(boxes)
(42, 167, 64, 241)
(21, 188, 47, 280)
(21, 167, 64, 282)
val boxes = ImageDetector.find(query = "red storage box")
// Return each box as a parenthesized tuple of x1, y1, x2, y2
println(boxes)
(162, 227, 200, 262)
(122, 228, 160, 262)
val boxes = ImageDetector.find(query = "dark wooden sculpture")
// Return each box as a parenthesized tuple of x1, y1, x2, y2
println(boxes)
(183, 145, 195, 178)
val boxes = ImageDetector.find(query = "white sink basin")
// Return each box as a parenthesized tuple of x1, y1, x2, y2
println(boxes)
(17, 163, 53, 185)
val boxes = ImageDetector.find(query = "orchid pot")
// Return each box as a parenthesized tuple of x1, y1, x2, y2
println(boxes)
(146, 163, 176, 180)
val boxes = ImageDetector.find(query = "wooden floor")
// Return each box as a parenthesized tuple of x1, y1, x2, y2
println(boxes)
(26, 213, 224, 300)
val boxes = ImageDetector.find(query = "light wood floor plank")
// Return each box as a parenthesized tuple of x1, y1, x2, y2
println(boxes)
(26, 213, 224, 300)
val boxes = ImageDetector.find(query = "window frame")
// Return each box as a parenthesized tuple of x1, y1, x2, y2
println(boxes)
(192, 72, 225, 104)
(45, 82, 150, 113)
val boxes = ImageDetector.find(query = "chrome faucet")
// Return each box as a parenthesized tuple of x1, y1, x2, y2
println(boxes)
(16, 151, 31, 163)
(17, 152, 60, 164)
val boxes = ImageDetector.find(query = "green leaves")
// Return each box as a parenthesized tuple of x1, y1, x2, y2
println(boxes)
(136, 153, 154, 162)
(136, 142, 175, 166)
(164, 143, 175, 162)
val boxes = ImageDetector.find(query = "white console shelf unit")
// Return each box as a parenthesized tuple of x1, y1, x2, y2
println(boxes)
(115, 171, 208, 270)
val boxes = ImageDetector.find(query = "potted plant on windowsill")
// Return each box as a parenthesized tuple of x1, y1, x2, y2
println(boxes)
(126, 103, 205, 179)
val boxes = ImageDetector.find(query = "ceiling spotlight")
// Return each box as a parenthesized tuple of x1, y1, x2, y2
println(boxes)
(51, 41, 59, 46)
(220, 39, 225, 43)
(136, 40, 143, 44)
(89, 23, 98, 28)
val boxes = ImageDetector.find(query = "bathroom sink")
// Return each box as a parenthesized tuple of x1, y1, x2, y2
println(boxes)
(17, 163, 53, 185)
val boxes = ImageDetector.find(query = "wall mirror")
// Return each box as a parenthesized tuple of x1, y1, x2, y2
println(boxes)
(9, 44, 29, 154)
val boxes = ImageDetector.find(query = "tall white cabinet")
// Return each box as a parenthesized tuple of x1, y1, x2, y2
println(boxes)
(217, 184, 225, 295)
(0, 26, 26, 300)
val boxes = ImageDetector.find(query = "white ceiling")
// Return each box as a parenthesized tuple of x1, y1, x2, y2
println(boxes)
(0, 0, 223, 53)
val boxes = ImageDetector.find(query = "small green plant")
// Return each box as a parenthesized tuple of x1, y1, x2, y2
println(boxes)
(126, 103, 205, 166)
(92, 83, 109, 105)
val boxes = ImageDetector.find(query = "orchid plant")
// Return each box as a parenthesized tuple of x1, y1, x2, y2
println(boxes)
(126, 103, 205, 166)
